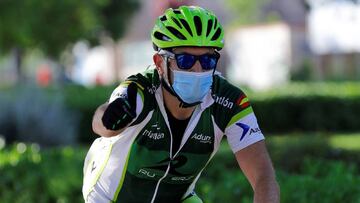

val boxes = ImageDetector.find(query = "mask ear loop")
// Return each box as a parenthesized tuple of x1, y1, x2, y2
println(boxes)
(210, 52, 221, 95)
(157, 50, 173, 88)
(208, 58, 217, 95)
(158, 54, 180, 98)
(165, 56, 172, 87)
(161, 55, 171, 85)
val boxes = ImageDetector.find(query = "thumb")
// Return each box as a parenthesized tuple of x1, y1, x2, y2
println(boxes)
(126, 82, 138, 114)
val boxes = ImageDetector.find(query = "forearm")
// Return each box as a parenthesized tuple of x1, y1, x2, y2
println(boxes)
(253, 176, 280, 203)
(92, 103, 123, 137)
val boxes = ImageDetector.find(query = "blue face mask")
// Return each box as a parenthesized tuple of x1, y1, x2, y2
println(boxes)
(171, 70, 213, 104)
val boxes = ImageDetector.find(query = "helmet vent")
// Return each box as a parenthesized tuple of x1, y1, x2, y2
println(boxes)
(171, 17, 182, 29)
(211, 28, 221, 41)
(166, 26, 186, 40)
(206, 19, 213, 37)
(179, 19, 193, 37)
(173, 9, 181, 14)
(160, 15, 167, 21)
(154, 31, 172, 41)
(194, 16, 202, 36)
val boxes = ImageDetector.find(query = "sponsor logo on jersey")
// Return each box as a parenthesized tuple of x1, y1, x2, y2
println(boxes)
(147, 85, 157, 94)
(191, 133, 212, 144)
(250, 127, 261, 135)
(91, 161, 97, 173)
(213, 95, 234, 109)
(236, 95, 250, 109)
(151, 122, 161, 130)
(235, 122, 250, 141)
(142, 129, 165, 140)
(236, 123, 261, 141)
(138, 168, 195, 182)
(112, 92, 127, 99)
(171, 175, 194, 181)
(138, 168, 156, 178)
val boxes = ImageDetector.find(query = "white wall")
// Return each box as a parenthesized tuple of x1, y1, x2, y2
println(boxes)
(226, 23, 291, 90)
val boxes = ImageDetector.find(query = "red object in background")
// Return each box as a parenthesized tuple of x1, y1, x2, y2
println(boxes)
(153, 0, 192, 18)
(168, 0, 190, 8)
(36, 64, 52, 87)
(95, 73, 105, 86)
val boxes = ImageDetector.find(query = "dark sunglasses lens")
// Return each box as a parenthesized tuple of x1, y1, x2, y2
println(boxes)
(175, 54, 196, 69)
(200, 55, 218, 70)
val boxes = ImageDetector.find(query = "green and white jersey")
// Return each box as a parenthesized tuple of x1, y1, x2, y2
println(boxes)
(83, 68, 264, 203)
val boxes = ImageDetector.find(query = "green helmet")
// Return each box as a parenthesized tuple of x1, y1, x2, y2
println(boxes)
(151, 6, 224, 51)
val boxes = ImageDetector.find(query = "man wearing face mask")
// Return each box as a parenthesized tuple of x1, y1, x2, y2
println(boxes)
(83, 5, 280, 203)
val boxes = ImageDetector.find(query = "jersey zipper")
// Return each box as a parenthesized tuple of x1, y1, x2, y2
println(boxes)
(149, 161, 171, 203)
(150, 93, 175, 203)
(173, 106, 202, 157)
(151, 88, 205, 202)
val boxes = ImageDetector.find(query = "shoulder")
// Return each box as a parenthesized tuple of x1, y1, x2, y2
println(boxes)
(211, 74, 252, 130)
(109, 68, 160, 103)
(114, 68, 160, 95)
(126, 67, 160, 93)
(212, 74, 249, 110)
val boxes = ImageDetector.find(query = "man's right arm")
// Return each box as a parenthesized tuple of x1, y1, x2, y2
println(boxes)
(92, 103, 124, 137)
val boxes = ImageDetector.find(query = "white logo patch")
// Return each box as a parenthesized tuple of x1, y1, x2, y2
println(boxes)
(143, 129, 165, 140)
(191, 133, 212, 144)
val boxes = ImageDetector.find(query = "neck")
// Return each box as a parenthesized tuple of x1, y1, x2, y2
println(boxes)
(162, 87, 196, 120)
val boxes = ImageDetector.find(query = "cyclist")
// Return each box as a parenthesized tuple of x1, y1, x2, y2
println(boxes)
(83, 5, 279, 203)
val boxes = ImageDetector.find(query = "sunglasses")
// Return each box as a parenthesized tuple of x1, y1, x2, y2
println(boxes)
(160, 49, 220, 70)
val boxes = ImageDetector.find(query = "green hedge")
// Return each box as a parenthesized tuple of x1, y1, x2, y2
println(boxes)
(246, 82, 360, 133)
(252, 96, 360, 133)
(61, 85, 116, 143)
(0, 144, 84, 203)
(2, 82, 360, 144)
(245, 82, 360, 99)
(199, 157, 360, 203)
(1, 139, 359, 203)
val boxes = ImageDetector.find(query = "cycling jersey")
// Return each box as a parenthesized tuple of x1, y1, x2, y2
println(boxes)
(82, 68, 264, 203)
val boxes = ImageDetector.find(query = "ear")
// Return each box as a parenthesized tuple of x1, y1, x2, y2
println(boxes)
(153, 53, 165, 75)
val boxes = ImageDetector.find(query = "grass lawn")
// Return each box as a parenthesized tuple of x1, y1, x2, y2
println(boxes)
(328, 133, 360, 150)
(267, 132, 360, 151)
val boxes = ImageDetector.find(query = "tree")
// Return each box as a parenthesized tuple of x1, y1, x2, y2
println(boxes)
(224, 0, 271, 26)
(0, 0, 140, 82)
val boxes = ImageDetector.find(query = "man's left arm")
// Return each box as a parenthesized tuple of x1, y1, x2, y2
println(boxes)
(235, 140, 280, 203)
(222, 91, 279, 202)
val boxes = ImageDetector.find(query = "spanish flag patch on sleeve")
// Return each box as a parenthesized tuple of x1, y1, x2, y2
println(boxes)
(236, 94, 250, 109)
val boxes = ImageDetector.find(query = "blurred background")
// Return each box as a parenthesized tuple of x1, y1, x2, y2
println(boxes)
(1, 0, 360, 202)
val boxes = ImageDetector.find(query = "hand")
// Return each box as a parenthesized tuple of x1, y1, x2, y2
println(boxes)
(101, 83, 137, 130)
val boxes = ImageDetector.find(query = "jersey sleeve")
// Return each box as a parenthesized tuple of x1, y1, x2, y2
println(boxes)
(108, 80, 145, 121)
(224, 98, 265, 153)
